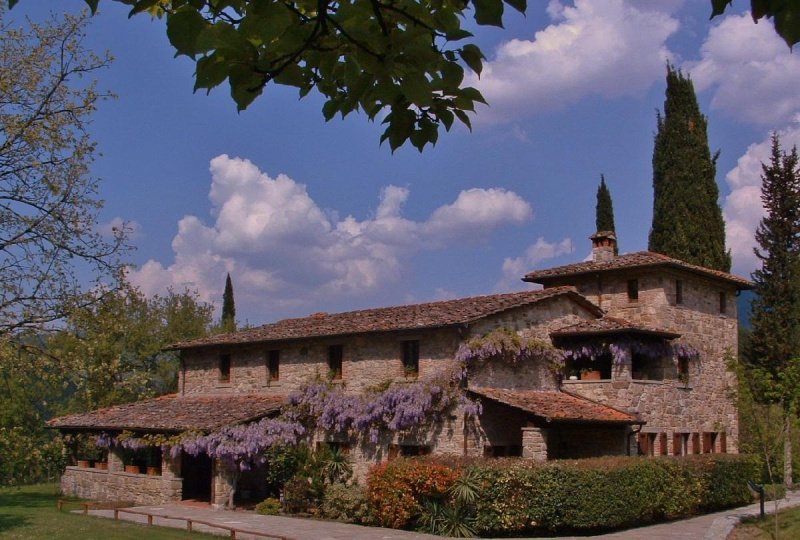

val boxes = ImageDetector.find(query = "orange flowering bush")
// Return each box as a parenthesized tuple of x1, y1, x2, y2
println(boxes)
(366, 458, 460, 529)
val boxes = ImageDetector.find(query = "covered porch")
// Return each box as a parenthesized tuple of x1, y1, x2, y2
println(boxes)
(469, 387, 643, 460)
(49, 393, 286, 508)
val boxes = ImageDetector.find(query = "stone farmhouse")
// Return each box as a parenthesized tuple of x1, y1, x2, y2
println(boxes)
(50, 231, 752, 508)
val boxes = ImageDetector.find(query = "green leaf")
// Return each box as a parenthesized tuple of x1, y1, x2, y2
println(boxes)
(166, 8, 209, 57)
(228, 65, 264, 111)
(459, 86, 487, 105)
(772, 4, 800, 48)
(273, 64, 306, 88)
(454, 109, 472, 130)
(709, 0, 732, 18)
(400, 73, 432, 107)
(322, 100, 338, 122)
(83, 0, 100, 13)
(504, 0, 526, 15)
(459, 44, 484, 76)
(194, 54, 229, 92)
(473, 0, 504, 27)
(239, 8, 294, 46)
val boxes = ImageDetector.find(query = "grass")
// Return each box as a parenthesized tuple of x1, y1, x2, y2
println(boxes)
(731, 503, 800, 539)
(0, 483, 215, 539)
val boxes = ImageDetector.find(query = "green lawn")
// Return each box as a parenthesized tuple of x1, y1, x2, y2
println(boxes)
(732, 504, 800, 539)
(0, 484, 215, 539)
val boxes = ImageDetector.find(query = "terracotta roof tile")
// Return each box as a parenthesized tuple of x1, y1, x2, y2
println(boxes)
(523, 251, 752, 289)
(551, 317, 680, 339)
(169, 287, 601, 350)
(469, 387, 641, 424)
(47, 394, 287, 432)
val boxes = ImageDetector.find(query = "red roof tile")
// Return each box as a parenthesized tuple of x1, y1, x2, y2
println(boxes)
(523, 251, 752, 289)
(551, 317, 680, 339)
(469, 387, 641, 424)
(48, 394, 286, 432)
(168, 287, 601, 350)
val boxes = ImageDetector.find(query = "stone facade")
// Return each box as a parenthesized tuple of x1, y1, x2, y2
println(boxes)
(547, 268, 739, 455)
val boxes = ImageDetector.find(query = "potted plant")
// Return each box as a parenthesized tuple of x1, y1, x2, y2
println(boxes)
(125, 464, 142, 474)
(77, 459, 92, 468)
(93, 461, 108, 470)
(580, 368, 602, 380)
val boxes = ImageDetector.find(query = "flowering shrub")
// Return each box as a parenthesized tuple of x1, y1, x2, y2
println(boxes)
(366, 459, 460, 529)
(321, 483, 371, 523)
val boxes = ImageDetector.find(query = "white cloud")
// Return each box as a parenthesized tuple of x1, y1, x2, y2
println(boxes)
(129, 155, 533, 320)
(688, 13, 800, 126)
(723, 121, 800, 275)
(496, 237, 574, 291)
(472, 0, 678, 123)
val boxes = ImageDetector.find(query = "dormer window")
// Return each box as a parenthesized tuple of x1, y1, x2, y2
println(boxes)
(627, 279, 639, 301)
(219, 354, 231, 383)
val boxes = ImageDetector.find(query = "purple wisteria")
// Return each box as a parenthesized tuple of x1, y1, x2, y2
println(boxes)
(560, 339, 700, 365)
(287, 380, 460, 444)
(455, 328, 564, 373)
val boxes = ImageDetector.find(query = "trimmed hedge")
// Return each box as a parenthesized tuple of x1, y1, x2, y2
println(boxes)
(365, 454, 760, 536)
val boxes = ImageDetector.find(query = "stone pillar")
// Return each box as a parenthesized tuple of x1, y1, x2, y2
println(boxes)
(212, 459, 235, 510)
(162, 450, 180, 480)
(108, 448, 124, 473)
(521, 427, 548, 462)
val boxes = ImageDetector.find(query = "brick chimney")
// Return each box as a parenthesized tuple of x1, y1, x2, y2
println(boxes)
(590, 231, 617, 262)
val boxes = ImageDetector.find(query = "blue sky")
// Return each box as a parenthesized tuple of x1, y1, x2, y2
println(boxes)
(11, 1, 799, 325)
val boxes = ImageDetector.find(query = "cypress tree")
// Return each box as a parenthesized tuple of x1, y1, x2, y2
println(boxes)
(221, 273, 236, 332)
(595, 175, 616, 233)
(649, 65, 730, 271)
(747, 134, 800, 487)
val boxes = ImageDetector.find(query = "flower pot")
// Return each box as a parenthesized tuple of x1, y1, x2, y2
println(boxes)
(581, 370, 602, 380)
(77, 460, 92, 468)
(94, 462, 108, 471)
(125, 465, 142, 474)
(146, 466, 161, 476)
(568, 375, 578, 380)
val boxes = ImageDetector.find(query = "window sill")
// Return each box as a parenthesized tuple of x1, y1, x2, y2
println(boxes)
(262, 382, 282, 388)
(563, 379, 611, 384)
(630, 379, 665, 385)
(216, 383, 232, 389)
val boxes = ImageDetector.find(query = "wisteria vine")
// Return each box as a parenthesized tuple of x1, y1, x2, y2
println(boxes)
(559, 339, 700, 365)
(454, 328, 565, 375)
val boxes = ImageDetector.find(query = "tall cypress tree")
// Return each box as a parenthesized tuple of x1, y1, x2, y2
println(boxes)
(649, 65, 730, 271)
(221, 273, 236, 332)
(596, 175, 616, 233)
(747, 135, 800, 487)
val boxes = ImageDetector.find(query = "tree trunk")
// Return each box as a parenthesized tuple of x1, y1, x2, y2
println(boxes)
(784, 412, 793, 488)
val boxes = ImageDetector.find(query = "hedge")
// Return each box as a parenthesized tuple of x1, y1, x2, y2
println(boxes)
(364, 454, 760, 536)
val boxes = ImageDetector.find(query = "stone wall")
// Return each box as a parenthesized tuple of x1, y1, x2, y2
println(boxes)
(61, 467, 182, 505)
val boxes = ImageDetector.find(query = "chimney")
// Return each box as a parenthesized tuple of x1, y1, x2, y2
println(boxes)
(590, 231, 617, 262)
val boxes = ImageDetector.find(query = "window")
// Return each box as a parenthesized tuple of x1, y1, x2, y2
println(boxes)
(677, 356, 689, 380)
(627, 279, 639, 301)
(267, 350, 280, 382)
(402, 340, 419, 377)
(328, 344, 343, 380)
(720, 432, 727, 453)
(219, 354, 231, 383)
(638, 432, 656, 456)
(719, 291, 727, 314)
(388, 443, 430, 460)
(675, 280, 683, 305)
(673, 432, 689, 456)
(703, 432, 715, 454)
(317, 441, 351, 455)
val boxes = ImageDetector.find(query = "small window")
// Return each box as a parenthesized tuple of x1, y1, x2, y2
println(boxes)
(402, 340, 419, 377)
(318, 441, 351, 455)
(328, 345, 343, 380)
(675, 280, 683, 305)
(638, 432, 656, 456)
(267, 350, 280, 382)
(719, 432, 727, 453)
(677, 356, 689, 379)
(483, 445, 522, 458)
(219, 354, 231, 383)
(627, 279, 639, 301)
(719, 292, 727, 314)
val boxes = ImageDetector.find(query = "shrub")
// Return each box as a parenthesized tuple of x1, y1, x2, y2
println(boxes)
(264, 444, 309, 496)
(321, 483, 370, 523)
(281, 475, 314, 514)
(366, 458, 460, 529)
(255, 497, 281, 515)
